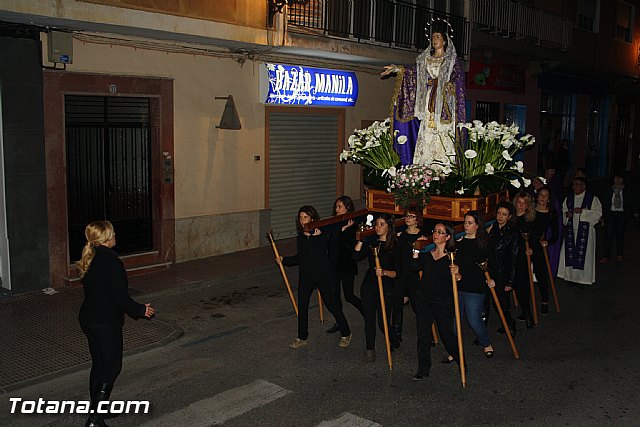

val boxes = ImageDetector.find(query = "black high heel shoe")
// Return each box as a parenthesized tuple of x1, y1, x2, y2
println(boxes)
(483, 346, 494, 358)
(441, 355, 455, 364)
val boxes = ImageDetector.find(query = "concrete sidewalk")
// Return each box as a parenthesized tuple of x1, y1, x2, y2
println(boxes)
(0, 240, 295, 393)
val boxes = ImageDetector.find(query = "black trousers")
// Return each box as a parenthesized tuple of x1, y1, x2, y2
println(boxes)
(514, 264, 532, 319)
(361, 278, 393, 351)
(334, 269, 364, 317)
(81, 323, 123, 385)
(603, 212, 628, 258)
(297, 278, 351, 340)
(531, 247, 550, 303)
(391, 271, 419, 333)
(415, 295, 459, 373)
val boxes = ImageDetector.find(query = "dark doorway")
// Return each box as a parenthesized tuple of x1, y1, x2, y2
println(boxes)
(65, 95, 153, 260)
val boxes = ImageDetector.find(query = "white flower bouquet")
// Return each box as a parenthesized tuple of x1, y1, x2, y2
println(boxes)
(340, 119, 401, 175)
(386, 164, 437, 209)
(431, 120, 536, 195)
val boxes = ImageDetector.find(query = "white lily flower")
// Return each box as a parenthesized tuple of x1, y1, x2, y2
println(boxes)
(455, 188, 466, 195)
(539, 176, 547, 184)
(510, 179, 521, 188)
(366, 214, 374, 227)
(464, 149, 478, 159)
(485, 163, 495, 174)
(442, 166, 452, 175)
(397, 135, 408, 145)
(347, 134, 357, 148)
(514, 161, 524, 173)
(386, 166, 397, 177)
(502, 150, 512, 161)
(522, 178, 532, 187)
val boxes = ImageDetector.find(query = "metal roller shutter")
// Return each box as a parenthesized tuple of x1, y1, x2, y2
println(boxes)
(269, 112, 338, 239)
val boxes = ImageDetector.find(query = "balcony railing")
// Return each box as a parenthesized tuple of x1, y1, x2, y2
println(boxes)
(287, 0, 470, 58)
(471, 0, 572, 51)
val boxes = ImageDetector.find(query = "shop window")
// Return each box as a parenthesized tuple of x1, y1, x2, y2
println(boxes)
(475, 101, 500, 123)
(539, 92, 575, 177)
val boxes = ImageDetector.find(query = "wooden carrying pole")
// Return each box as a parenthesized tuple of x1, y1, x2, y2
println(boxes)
(303, 209, 369, 233)
(522, 232, 538, 325)
(373, 247, 393, 371)
(318, 292, 324, 323)
(447, 251, 466, 388)
(266, 232, 298, 316)
(541, 240, 561, 313)
(478, 260, 519, 359)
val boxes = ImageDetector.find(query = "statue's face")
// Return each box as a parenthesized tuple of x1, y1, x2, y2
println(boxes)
(432, 32, 445, 50)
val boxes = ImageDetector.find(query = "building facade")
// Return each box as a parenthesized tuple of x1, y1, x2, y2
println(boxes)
(0, 0, 638, 292)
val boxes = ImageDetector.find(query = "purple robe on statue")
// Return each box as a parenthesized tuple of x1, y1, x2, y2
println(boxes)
(391, 52, 466, 166)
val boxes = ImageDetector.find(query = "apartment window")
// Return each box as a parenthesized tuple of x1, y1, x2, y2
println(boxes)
(615, 1, 633, 42)
(576, 0, 599, 33)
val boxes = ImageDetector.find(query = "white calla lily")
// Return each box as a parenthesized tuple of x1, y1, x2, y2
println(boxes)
(510, 179, 521, 188)
(484, 163, 495, 174)
(464, 149, 478, 159)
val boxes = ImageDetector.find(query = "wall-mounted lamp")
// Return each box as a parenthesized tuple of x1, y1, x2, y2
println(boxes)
(215, 96, 241, 130)
(268, 0, 309, 27)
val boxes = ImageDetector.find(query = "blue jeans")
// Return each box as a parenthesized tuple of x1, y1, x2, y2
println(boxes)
(457, 291, 491, 347)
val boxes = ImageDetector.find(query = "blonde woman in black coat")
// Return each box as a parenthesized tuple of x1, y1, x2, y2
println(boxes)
(77, 221, 155, 427)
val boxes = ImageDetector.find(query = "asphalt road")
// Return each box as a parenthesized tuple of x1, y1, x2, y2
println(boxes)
(2, 224, 640, 426)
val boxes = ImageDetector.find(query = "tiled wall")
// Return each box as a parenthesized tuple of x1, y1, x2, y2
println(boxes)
(0, 37, 51, 292)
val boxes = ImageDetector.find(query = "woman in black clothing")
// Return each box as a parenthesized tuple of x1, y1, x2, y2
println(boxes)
(353, 213, 400, 362)
(533, 187, 559, 315)
(443, 211, 495, 361)
(277, 206, 352, 349)
(77, 221, 155, 427)
(326, 196, 364, 334)
(487, 201, 519, 336)
(391, 207, 426, 348)
(513, 192, 535, 328)
(411, 222, 461, 380)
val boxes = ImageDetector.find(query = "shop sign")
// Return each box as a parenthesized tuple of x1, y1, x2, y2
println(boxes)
(261, 63, 358, 106)
(468, 61, 525, 93)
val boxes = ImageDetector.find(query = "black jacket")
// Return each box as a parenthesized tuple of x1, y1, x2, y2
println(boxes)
(487, 222, 519, 287)
(354, 240, 400, 288)
(79, 246, 146, 327)
(282, 232, 336, 282)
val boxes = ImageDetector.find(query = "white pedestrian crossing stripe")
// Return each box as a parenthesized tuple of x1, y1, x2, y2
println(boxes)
(141, 379, 291, 426)
(317, 412, 382, 427)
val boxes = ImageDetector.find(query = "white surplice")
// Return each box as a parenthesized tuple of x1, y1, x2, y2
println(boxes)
(558, 191, 602, 285)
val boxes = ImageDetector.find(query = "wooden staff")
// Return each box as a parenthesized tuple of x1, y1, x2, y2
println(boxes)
(373, 246, 393, 371)
(266, 232, 298, 316)
(318, 292, 324, 323)
(478, 260, 520, 359)
(512, 292, 519, 308)
(447, 251, 466, 388)
(541, 239, 561, 313)
(521, 232, 538, 325)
